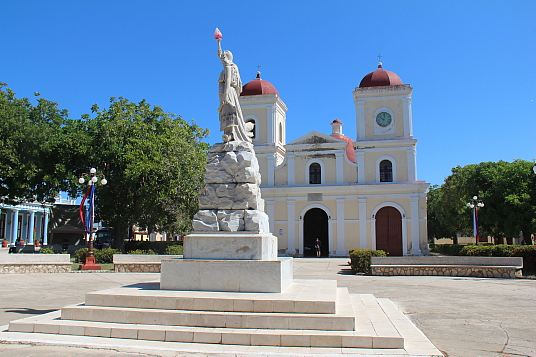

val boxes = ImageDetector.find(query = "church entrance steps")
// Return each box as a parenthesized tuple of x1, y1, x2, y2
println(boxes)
(8, 279, 407, 349)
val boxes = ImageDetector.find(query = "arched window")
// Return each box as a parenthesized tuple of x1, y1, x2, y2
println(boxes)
(309, 163, 321, 184)
(245, 118, 256, 139)
(379, 160, 393, 182)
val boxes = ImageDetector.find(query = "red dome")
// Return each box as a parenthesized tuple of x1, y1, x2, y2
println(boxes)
(359, 63, 402, 88)
(241, 72, 279, 96)
(331, 134, 356, 163)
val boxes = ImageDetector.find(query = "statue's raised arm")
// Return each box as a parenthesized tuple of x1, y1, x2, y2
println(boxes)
(214, 28, 252, 143)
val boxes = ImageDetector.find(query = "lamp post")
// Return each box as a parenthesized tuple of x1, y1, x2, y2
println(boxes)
(78, 168, 107, 270)
(466, 196, 485, 245)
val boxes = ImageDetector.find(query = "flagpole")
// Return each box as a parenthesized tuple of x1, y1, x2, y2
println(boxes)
(467, 196, 484, 245)
(78, 168, 107, 270)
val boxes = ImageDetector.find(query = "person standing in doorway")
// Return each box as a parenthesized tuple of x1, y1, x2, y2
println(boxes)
(315, 238, 321, 258)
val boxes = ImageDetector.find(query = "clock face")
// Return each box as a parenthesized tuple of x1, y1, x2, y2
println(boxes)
(376, 112, 392, 127)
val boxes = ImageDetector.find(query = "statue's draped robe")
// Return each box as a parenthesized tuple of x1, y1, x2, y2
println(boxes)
(218, 63, 250, 142)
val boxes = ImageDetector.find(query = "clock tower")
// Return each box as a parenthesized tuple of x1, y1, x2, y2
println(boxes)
(353, 62, 413, 141)
(352, 62, 417, 184)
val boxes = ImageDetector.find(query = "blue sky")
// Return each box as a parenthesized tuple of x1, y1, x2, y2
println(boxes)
(1, 0, 535, 187)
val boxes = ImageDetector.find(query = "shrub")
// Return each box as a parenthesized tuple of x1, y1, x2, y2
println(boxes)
(124, 240, 183, 254)
(431, 244, 465, 256)
(349, 249, 387, 274)
(73, 247, 121, 264)
(128, 249, 157, 255)
(73, 248, 88, 263)
(431, 244, 536, 275)
(164, 244, 183, 255)
(96, 248, 121, 263)
(39, 247, 54, 254)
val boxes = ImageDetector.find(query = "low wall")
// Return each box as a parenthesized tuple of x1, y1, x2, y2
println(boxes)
(371, 256, 523, 278)
(113, 254, 182, 273)
(0, 251, 71, 274)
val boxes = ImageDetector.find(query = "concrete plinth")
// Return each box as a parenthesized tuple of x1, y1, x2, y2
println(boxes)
(160, 257, 293, 293)
(80, 256, 101, 271)
(183, 232, 277, 260)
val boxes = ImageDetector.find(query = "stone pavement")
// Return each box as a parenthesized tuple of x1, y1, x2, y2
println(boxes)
(0, 258, 534, 356)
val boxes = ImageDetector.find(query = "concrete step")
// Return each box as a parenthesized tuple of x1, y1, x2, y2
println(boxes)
(85, 279, 338, 314)
(61, 287, 355, 331)
(8, 311, 403, 348)
(7, 280, 406, 349)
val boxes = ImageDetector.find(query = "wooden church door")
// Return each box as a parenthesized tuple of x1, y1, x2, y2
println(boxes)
(375, 206, 403, 256)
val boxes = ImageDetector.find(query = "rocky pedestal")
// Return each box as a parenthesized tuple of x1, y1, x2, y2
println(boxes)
(161, 141, 292, 293)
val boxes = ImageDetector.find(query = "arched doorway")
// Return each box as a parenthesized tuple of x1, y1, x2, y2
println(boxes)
(303, 208, 329, 257)
(375, 206, 403, 256)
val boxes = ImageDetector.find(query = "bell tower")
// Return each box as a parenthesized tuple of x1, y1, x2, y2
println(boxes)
(239, 72, 287, 186)
(353, 62, 413, 141)
(352, 62, 417, 183)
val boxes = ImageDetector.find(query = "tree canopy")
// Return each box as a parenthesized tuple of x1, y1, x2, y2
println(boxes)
(427, 160, 536, 244)
(1, 84, 210, 248)
(0, 83, 73, 204)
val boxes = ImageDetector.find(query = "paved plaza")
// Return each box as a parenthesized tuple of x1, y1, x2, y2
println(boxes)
(0, 258, 534, 356)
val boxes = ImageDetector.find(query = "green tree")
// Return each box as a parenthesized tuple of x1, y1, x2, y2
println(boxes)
(0, 83, 74, 204)
(429, 160, 536, 244)
(72, 97, 209, 251)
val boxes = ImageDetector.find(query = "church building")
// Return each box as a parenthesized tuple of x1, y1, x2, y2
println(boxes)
(238, 63, 429, 257)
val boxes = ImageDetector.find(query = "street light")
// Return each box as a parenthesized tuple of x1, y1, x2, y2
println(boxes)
(78, 168, 107, 270)
(466, 196, 485, 245)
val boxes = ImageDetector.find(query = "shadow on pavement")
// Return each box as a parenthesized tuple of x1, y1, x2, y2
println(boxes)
(4, 308, 57, 315)
(123, 282, 160, 290)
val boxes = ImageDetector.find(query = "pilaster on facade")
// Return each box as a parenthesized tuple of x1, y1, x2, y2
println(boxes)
(266, 153, 276, 187)
(410, 196, 422, 255)
(267, 106, 276, 144)
(402, 96, 413, 138)
(286, 200, 296, 256)
(335, 152, 344, 184)
(358, 198, 367, 249)
(406, 147, 417, 182)
(287, 154, 295, 186)
(335, 199, 346, 255)
(355, 101, 366, 140)
(356, 151, 365, 184)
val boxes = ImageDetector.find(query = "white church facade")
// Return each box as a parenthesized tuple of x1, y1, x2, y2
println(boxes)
(239, 64, 429, 257)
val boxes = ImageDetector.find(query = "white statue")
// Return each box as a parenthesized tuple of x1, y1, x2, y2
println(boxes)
(215, 29, 253, 143)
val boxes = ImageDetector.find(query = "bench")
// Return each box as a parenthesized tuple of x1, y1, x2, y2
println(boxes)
(371, 256, 523, 278)
(113, 254, 183, 273)
(0, 252, 71, 274)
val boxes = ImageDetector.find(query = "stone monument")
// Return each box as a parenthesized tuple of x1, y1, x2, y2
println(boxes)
(160, 29, 293, 293)
(5, 31, 429, 353)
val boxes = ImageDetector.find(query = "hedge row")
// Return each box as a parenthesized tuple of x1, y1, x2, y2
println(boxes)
(72, 244, 184, 264)
(124, 240, 183, 254)
(349, 249, 387, 274)
(431, 244, 536, 274)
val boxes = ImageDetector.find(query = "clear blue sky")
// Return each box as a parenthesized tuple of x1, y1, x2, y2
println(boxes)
(1, 1, 535, 186)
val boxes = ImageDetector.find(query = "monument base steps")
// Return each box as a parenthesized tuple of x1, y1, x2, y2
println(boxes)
(8, 279, 406, 349)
